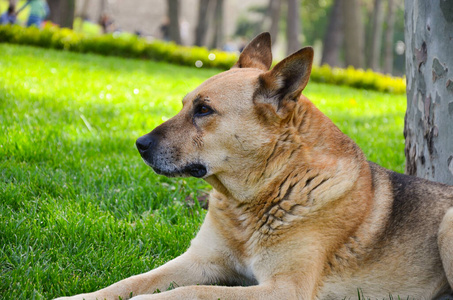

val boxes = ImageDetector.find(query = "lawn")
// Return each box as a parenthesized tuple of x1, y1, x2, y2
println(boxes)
(0, 44, 406, 299)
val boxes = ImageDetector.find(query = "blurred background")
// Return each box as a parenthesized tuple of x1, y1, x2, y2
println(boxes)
(0, 0, 406, 75)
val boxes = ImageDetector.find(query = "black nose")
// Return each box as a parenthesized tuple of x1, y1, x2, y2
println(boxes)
(136, 134, 156, 153)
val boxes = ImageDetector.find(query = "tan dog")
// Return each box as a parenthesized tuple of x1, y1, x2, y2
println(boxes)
(57, 33, 453, 300)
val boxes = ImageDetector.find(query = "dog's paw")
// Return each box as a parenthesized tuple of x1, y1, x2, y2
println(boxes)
(52, 295, 92, 300)
(130, 295, 157, 300)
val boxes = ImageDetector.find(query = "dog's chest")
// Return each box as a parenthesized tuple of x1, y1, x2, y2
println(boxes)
(211, 197, 307, 252)
(209, 193, 310, 280)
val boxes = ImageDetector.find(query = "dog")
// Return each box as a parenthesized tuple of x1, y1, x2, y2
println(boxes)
(56, 33, 453, 300)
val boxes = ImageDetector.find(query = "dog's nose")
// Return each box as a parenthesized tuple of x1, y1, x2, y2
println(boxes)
(136, 134, 156, 153)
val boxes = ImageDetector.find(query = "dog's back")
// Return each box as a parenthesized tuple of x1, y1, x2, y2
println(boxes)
(319, 162, 453, 298)
(382, 163, 453, 241)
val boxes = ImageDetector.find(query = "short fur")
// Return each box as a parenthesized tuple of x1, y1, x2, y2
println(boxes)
(56, 33, 453, 300)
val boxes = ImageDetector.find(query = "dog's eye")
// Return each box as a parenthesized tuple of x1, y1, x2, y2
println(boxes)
(194, 105, 213, 117)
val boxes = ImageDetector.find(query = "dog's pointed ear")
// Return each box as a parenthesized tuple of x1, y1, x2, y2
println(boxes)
(231, 32, 272, 71)
(256, 47, 313, 113)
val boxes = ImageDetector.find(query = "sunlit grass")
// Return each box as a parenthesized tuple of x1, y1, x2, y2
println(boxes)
(0, 44, 406, 299)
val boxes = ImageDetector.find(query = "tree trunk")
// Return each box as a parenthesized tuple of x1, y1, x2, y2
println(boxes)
(286, 0, 301, 55)
(404, 0, 453, 185)
(47, 0, 60, 23)
(195, 0, 211, 47)
(267, 0, 282, 44)
(167, 0, 181, 44)
(99, 0, 107, 19)
(321, 0, 343, 67)
(47, 0, 75, 29)
(78, 0, 90, 19)
(368, 0, 384, 71)
(59, 0, 75, 28)
(383, 0, 395, 74)
(210, 0, 224, 49)
(342, 0, 365, 68)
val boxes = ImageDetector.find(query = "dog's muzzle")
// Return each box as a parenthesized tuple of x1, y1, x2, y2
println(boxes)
(135, 134, 207, 178)
(136, 133, 162, 174)
(136, 134, 156, 153)
(136, 134, 157, 160)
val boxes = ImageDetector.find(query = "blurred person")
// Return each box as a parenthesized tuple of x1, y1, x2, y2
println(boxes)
(21, 0, 49, 27)
(180, 18, 189, 45)
(0, 3, 16, 24)
(99, 13, 115, 33)
(159, 17, 170, 41)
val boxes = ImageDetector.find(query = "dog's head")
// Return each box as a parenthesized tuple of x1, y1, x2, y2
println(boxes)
(136, 33, 313, 192)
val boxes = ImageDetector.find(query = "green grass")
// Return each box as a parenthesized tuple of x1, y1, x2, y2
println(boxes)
(0, 44, 406, 299)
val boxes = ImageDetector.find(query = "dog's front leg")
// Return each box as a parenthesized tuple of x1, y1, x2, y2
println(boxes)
(54, 250, 226, 300)
(128, 278, 308, 300)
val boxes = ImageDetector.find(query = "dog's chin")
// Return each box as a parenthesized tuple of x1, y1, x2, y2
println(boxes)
(143, 160, 208, 178)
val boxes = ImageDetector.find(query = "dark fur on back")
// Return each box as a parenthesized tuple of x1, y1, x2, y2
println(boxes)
(387, 166, 453, 236)
(368, 161, 453, 240)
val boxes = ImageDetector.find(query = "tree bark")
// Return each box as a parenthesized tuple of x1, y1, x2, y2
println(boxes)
(342, 0, 365, 68)
(78, 0, 90, 19)
(99, 0, 107, 19)
(195, 0, 211, 47)
(383, 0, 395, 74)
(368, 0, 384, 71)
(60, 0, 75, 28)
(321, 0, 343, 67)
(210, 0, 224, 49)
(47, 0, 75, 29)
(267, 0, 282, 44)
(286, 0, 301, 55)
(167, 0, 181, 44)
(47, 0, 61, 24)
(404, 0, 453, 185)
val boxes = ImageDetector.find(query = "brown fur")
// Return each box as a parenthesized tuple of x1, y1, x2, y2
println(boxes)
(55, 33, 453, 300)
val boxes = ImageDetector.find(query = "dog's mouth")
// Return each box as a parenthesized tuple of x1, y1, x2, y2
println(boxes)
(185, 164, 208, 178)
(148, 162, 208, 178)
(136, 135, 208, 178)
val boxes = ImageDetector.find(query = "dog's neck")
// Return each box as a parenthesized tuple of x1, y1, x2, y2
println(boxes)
(205, 97, 368, 206)
(203, 97, 375, 254)
(205, 175, 231, 197)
